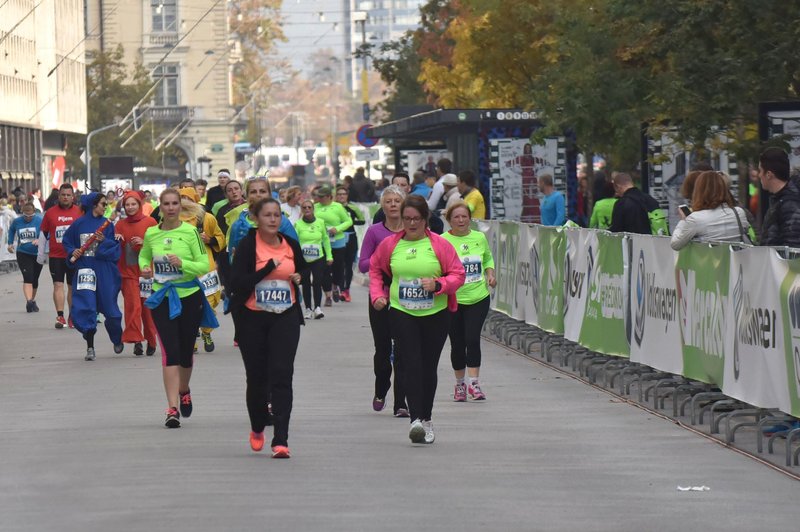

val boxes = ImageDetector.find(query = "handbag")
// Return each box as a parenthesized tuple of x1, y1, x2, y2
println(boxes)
(731, 207, 754, 245)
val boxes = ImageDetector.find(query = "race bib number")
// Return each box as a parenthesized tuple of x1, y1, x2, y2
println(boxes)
(153, 255, 182, 283)
(199, 270, 222, 297)
(76, 268, 97, 291)
(302, 243, 321, 260)
(398, 278, 434, 310)
(18, 227, 37, 245)
(462, 255, 483, 284)
(139, 277, 154, 298)
(254, 279, 293, 313)
(79, 233, 98, 257)
(55, 225, 69, 244)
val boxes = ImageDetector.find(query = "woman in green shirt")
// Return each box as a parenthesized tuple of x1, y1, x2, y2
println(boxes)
(589, 180, 618, 230)
(442, 202, 496, 401)
(140, 188, 211, 429)
(294, 198, 332, 319)
(313, 185, 353, 305)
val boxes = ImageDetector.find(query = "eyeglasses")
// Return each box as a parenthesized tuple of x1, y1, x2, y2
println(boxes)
(403, 216, 424, 223)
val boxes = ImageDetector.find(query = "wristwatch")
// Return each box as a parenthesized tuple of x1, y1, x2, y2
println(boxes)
(434, 281, 442, 293)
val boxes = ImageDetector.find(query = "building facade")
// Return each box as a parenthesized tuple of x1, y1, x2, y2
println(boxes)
(0, 0, 87, 196)
(85, 0, 237, 182)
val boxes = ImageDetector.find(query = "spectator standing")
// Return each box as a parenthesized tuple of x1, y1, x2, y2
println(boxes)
(539, 174, 565, 226)
(758, 147, 800, 248)
(589, 180, 617, 230)
(410, 171, 432, 200)
(457, 170, 486, 220)
(609, 172, 660, 234)
(349, 167, 376, 203)
(426, 158, 453, 212)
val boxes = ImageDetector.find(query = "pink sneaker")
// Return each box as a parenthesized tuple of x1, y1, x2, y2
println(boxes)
(454, 383, 467, 402)
(468, 382, 486, 401)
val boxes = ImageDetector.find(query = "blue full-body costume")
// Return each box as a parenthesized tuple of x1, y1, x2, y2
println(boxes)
(62, 193, 123, 344)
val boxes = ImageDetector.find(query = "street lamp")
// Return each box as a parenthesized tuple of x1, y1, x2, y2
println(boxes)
(352, 11, 369, 121)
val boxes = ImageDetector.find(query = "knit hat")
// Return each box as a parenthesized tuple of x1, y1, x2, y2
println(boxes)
(179, 187, 200, 203)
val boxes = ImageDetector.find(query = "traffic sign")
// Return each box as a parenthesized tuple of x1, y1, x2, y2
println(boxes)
(356, 124, 378, 148)
(355, 148, 380, 162)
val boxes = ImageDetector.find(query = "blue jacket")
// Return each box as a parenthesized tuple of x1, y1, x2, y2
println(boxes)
(8, 214, 42, 255)
(227, 209, 298, 260)
(541, 190, 566, 226)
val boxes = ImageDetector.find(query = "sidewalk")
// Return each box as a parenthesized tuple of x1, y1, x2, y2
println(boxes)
(0, 271, 799, 532)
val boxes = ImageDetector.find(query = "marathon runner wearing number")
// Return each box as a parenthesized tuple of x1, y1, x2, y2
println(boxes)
(214, 180, 244, 298)
(139, 188, 213, 429)
(336, 185, 365, 303)
(62, 192, 123, 361)
(293, 198, 332, 319)
(313, 185, 353, 306)
(442, 202, 496, 402)
(39, 183, 82, 328)
(115, 191, 158, 356)
(7, 202, 43, 313)
(229, 198, 308, 458)
(369, 195, 465, 444)
(359, 185, 408, 416)
(179, 187, 225, 353)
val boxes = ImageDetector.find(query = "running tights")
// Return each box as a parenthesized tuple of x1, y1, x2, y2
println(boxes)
(449, 296, 490, 370)
(323, 247, 346, 291)
(151, 290, 204, 368)
(343, 234, 358, 290)
(369, 303, 406, 413)
(301, 259, 326, 309)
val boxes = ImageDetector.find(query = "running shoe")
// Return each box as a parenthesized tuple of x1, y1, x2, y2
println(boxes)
(164, 407, 181, 428)
(179, 390, 193, 418)
(113, 343, 124, 354)
(26, 301, 33, 313)
(133, 342, 144, 356)
(454, 383, 467, 402)
(423, 420, 435, 444)
(314, 306, 325, 319)
(468, 382, 486, 401)
(68, 316, 75, 329)
(324, 296, 333, 307)
(31, 301, 39, 312)
(84, 348, 96, 361)
(409, 419, 425, 443)
(146, 344, 156, 356)
(304, 307, 314, 320)
(202, 332, 215, 353)
(250, 431, 265, 452)
(342, 289, 351, 303)
(271, 445, 291, 459)
(332, 286, 341, 302)
(55, 315, 66, 329)
(372, 396, 386, 412)
(193, 342, 198, 354)
(394, 408, 410, 418)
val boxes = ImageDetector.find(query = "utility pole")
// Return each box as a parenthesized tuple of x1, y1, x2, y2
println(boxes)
(352, 11, 369, 121)
(85, 122, 120, 191)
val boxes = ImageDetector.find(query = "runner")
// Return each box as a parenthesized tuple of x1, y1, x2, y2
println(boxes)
(336, 185, 365, 303)
(313, 185, 352, 306)
(7, 202, 43, 312)
(39, 183, 82, 328)
(293, 198, 332, 319)
(214, 179, 244, 305)
(369, 195, 465, 444)
(229, 197, 308, 457)
(139, 188, 214, 428)
(62, 192, 123, 361)
(114, 191, 158, 356)
(442, 201, 496, 401)
(280, 185, 303, 224)
(227, 178, 297, 261)
(179, 187, 225, 352)
(358, 185, 408, 416)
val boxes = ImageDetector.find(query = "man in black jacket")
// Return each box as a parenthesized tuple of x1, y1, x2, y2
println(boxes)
(609, 172, 659, 234)
(204, 169, 231, 212)
(758, 147, 800, 248)
(349, 167, 375, 203)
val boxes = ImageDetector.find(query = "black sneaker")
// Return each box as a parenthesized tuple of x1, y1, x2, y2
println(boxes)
(179, 390, 193, 418)
(202, 332, 215, 353)
(31, 301, 39, 312)
(146, 344, 156, 356)
(165, 407, 181, 428)
(113, 343, 124, 354)
(332, 286, 341, 302)
(25, 301, 33, 313)
(133, 342, 144, 356)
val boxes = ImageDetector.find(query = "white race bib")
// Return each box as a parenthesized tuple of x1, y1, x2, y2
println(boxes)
(153, 255, 182, 283)
(254, 279, 293, 313)
(55, 225, 69, 244)
(76, 268, 97, 291)
(139, 277, 154, 298)
(18, 227, 37, 245)
(301, 243, 322, 260)
(198, 270, 222, 297)
(398, 278, 434, 310)
(462, 255, 483, 284)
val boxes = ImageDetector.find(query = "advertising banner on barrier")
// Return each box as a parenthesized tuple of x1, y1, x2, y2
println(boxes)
(521, 224, 539, 326)
(724, 248, 791, 414)
(563, 228, 592, 341)
(493, 222, 523, 320)
(627, 235, 682, 374)
(536, 226, 565, 333)
(676, 244, 730, 385)
(579, 232, 629, 357)
(779, 257, 800, 416)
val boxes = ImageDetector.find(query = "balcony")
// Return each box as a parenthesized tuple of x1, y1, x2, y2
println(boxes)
(145, 106, 194, 124)
(148, 33, 179, 47)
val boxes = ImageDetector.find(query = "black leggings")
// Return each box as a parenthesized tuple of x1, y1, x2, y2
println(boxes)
(151, 290, 204, 368)
(323, 247, 346, 291)
(236, 307, 300, 447)
(449, 296, 490, 370)
(343, 234, 358, 290)
(390, 308, 450, 421)
(301, 259, 326, 309)
(17, 252, 43, 288)
(369, 303, 406, 413)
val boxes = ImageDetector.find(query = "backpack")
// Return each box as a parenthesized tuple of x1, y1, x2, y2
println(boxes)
(630, 192, 670, 236)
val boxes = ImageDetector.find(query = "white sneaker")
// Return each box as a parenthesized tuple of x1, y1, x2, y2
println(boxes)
(304, 307, 313, 320)
(313, 306, 325, 319)
(85, 348, 96, 361)
(422, 420, 435, 444)
(409, 419, 425, 443)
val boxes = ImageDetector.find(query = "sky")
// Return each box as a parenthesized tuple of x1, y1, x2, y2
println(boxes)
(276, 0, 349, 76)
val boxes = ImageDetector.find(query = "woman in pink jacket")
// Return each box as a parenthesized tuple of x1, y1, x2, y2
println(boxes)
(369, 195, 465, 445)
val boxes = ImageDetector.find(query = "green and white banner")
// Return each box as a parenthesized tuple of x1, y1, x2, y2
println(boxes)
(535, 226, 565, 334)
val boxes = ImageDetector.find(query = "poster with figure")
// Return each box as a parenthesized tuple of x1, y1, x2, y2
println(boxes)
(400, 150, 453, 178)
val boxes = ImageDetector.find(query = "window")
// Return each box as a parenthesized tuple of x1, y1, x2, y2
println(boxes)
(153, 64, 180, 106)
(151, 0, 177, 33)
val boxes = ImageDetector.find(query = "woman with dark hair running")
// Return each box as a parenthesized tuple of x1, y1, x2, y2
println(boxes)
(7, 202, 43, 312)
(369, 195, 465, 444)
(229, 198, 308, 458)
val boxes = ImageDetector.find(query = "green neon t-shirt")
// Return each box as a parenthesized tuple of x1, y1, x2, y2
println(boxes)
(293, 217, 332, 262)
(139, 222, 210, 298)
(442, 229, 494, 305)
(389, 237, 446, 316)
(314, 202, 353, 245)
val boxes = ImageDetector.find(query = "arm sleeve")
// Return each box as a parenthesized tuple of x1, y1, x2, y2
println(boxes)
(204, 214, 226, 252)
(39, 213, 50, 237)
(334, 205, 353, 233)
(670, 217, 697, 251)
(368, 241, 391, 304)
(481, 233, 495, 270)
(609, 201, 624, 233)
(434, 238, 466, 295)
(321, 222, 333, 261)
(358, 228, 376, 273)
(427, 182, 444, 211)
(555, 195, 566, 225)
(589, 207, 599, 228)
(7, 218, 18, 246)
(180, 229, 211, 278)
(94, 222, 121, 262)
(139, 230, 153, 270)
(352, 206, 365, 225)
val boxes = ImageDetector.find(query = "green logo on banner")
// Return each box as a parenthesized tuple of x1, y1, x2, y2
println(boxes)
(494, 222, 519, 316)
(779, 263, 800, 416)
(537, 226, 564, 333)
(675, 244, 729, 385)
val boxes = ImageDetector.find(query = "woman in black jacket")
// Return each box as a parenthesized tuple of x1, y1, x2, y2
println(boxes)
(229, 198, 308, 458)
